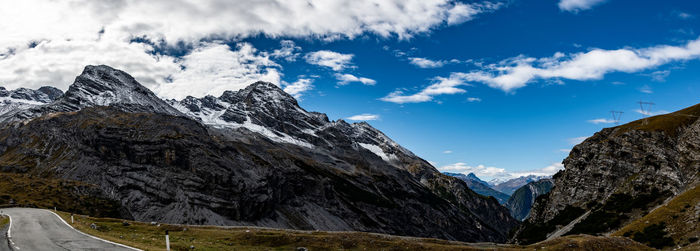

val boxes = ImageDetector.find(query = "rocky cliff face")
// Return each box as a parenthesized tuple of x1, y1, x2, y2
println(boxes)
(514, 104, 700, 244)
(0, 65, 517, 242)
(505, 179, 553, 221)
(446, 172, 510, 204)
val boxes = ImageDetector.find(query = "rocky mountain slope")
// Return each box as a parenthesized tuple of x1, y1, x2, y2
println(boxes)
(446, 172, 510, 204)
(513, 103, 700, 245)
(0, 65, 517, 242)
(505, 179, 554, 221)
(491, 175, 549, 195)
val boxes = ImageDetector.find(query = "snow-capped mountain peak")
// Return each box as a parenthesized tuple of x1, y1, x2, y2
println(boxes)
(168, 81, 417, 165)
(0, 86, 64, 118)
(1, 65, 417, 167)
(57, 65, 181, 115)
(0, 65, 183, 123)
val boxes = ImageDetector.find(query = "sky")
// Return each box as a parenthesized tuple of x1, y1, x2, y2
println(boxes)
(1, 0, 699, 182)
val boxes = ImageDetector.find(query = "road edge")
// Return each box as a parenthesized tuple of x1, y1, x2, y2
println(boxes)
(45, 210, 142, 251)
(1, 213, 14, 251)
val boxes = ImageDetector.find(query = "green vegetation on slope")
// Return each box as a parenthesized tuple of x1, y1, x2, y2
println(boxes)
(569, 188, 669, 235)
(0, 172, 123, 218)
(614, 183, 700, 249)
(625, 222, 675, 249)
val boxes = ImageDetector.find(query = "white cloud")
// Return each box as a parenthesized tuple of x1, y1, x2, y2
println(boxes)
(677, 12, 694, 20)
(439, 162, 564, 181)
(270, 40, 302, 62)
(447, 2, 503, 25)
(282, 78, 314, 99)
(0, 0, 502, 99)
(380, 73, 471, 103)
(443, 150, 453, 154)
(455, 36, 700, 92)
(568, 136, 589, 145)
(439, 163, 509, 179)
(559, 149, 571, 153)
(305, 51, 354, 71)
(0, 0, 502, 50)
(409, 57, 447, 68)
(154, 43, 282, 99)
(335, 73, 376, 85)
(407, 57, 469, 68)
(467, 97, 482, 102)
(509, 163, 565, 178)
(0, 38, 180, 92)
(0, 38, 284, 100)
(558, 0, 607, 12)
(384, 37, 700, 103)
(635, 109, 669, 116)
(649, 70, 670, 82)
(346, 113, 380, 121)
(588, 118, 616, 124)
(638, 85, 653, 94)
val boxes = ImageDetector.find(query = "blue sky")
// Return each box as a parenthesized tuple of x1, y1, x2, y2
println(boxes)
(1, 0, 699, 181)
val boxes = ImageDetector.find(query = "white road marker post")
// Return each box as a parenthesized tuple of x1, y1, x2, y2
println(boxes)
(165, 230, 170, 251)
(71, 213, 74, 224)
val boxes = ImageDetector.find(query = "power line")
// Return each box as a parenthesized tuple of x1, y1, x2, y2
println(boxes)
(638, 101, 655, 125)
(610, 110, 624, 125)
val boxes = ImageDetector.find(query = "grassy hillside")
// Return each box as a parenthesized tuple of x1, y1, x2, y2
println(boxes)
(57, 211, 652, 251)
(615, 103, 700, 137)
(613, 183, 700, 249)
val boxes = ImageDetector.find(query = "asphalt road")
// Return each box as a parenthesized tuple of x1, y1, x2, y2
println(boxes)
(2, 208, 138, 251)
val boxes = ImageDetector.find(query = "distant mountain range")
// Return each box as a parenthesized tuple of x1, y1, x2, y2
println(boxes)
(490, 175, 550, 195)
(445, 172, 554, 220)
(0, 65, 518, 243)
(445, 173, 510, 204)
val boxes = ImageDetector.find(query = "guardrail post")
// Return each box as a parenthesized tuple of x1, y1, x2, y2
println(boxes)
(165, 230, 170, 251)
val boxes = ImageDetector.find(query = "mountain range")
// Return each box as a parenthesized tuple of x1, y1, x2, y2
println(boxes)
(446, 172, 555, 220)
(490, 175, 550, 195)
(0, 65, 518, 242)
(445, 172, 510, 204)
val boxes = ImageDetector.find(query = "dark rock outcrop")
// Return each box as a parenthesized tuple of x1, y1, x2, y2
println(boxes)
(0, 65, 518, 243)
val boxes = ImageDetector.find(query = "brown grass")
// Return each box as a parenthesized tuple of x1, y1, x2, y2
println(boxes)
(613, 182, 700, 249)
(56, 212, 654, 251)
(615, 103, 700, 137)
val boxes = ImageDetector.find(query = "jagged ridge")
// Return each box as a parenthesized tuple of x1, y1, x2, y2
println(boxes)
(0, 65, 518, 242)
